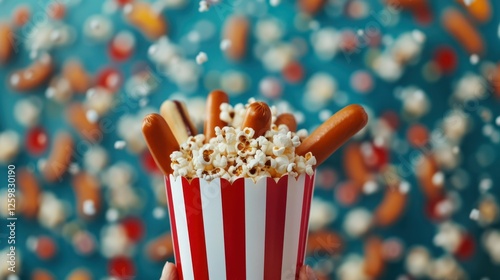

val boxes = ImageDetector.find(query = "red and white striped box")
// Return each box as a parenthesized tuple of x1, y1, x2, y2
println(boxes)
(165, 173, 315, 280)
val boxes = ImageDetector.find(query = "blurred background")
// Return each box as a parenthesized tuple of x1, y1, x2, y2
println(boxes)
(1, 0, 500, 279)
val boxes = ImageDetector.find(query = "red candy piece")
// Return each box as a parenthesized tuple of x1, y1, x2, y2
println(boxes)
(109, 32, 135, 62)
(26, 127, 49, 156)
(13, 5, 31, 27)
(317, 168, 337, 189)
(362, 142, 389, 171)
(122, 217, 145, 242)
(109, 256, 135, 278)
(142, 150, 161, 174)
(73, 231, 96, 255)
(340, 30, 358, 53)
(425, 195, 449, 221)
(282, 61, 304, 84)
(382, 238, 404, 261)
(407, 124, 429, 147)
(367, 29, 381, 47)
(380, 110, 400, 130)
(115, 0, 133, 6)
(36, 236, 57, 260)
(109, 44, 131, 62)
(48, 2, 66, 20)
(413, 5, 432, 25)
(96, 68, 122, 92)
(335, 181, 359, 206)
(455, 233, 475, 260)
(351, 71, 373, 94)
(434, 46, 457, 74)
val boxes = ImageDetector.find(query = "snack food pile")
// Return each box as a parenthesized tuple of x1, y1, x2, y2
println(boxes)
(1, 0, 500, 279)
(143, 89, 367, 182)
(170, 118, 317, 181)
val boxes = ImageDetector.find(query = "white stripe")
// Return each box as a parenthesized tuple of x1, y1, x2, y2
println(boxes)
(200, 178, 227, 280)
(281, 174, 306, 280)
(245, 178, 267, 280)
(170, 176, 195, 280)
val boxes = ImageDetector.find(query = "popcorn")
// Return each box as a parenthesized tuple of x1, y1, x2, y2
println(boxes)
(195, 51, 208, 65)
(38, 193, 67, 229)
(14, 97, 42, 127)
(170, 100, 316, 181)
(101, 224, 132, 258)
(343, 208, 372, 237)
(0, 130, 21, 164)
(309, 198, 337, 231)
(405, 246, 431, 278)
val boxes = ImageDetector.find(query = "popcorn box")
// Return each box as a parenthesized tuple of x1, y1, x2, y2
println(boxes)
(165, 173, 315, 280)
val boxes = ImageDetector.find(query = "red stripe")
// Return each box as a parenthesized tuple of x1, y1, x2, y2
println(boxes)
(295, 175, 315, 276)
(165, 177, 183, 280)
(263, 177, 289, 280)
(221, 178, 246, 280)
(182, 178, 209, 280)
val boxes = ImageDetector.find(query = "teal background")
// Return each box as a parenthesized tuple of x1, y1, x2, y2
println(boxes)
(1, 0, 500, 279)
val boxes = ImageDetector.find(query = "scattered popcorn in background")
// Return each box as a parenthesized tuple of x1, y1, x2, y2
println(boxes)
(0, 0, 499, 279)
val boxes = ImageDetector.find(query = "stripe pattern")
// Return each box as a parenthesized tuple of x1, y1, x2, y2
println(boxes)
(165, 173, 315, 280)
